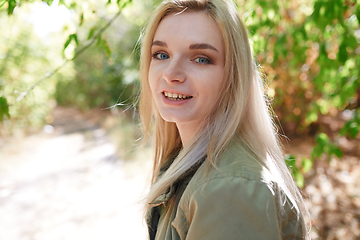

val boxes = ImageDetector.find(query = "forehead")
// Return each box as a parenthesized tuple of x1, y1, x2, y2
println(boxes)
(153, 11, 224, 50)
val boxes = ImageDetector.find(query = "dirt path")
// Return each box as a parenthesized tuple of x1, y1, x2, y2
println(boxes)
(0, 107, 152, 240)
(1, 107, 359, 239)
(285, 137, 360, 239)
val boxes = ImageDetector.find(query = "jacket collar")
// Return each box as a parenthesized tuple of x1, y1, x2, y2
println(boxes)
(149, 155, 206, 208)
(149, 185, 175, 207)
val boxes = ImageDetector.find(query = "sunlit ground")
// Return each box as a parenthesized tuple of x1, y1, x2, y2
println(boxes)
(0, 2, 151, 239)
(0, 107, 152, 240)
(1, 108, 360, 240)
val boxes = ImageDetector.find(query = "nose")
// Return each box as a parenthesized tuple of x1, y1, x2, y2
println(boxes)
(163, 56, 186, 83)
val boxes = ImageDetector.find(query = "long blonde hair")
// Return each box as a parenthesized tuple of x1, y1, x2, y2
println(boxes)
(139, 0, 309, 237)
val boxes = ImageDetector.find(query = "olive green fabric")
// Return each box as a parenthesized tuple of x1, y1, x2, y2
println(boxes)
(146, 140, 304, 240)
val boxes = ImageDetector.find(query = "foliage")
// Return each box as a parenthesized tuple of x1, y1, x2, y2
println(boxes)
(0, 97, 10, 121)
(0, 7, 70, 134)
(54, 0, 150, 110)
(0, 0, 138, 133)
(0, 0, 359, 187)
(238, 0, 359, 187)
(63, 33, 79, 51)
(55, 35, 139, 110)
(340, 108, 360, 137)
(312, 133, 343, 161)
(285, 154, 305, 188)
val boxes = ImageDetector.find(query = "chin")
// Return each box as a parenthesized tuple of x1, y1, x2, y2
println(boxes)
(160, 115, 179, 123)
(159, 113, 185, 124)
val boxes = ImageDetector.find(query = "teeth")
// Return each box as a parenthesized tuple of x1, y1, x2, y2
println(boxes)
(163, 91, 191, 100)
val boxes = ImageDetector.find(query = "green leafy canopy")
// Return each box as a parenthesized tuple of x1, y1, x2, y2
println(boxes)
(0, 97, 10, 122)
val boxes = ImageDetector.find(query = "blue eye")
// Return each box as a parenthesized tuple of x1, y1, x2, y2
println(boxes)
(194, 57, 211, 64)
(153, 52, 169, 60)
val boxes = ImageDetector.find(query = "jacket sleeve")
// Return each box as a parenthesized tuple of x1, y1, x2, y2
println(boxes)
(178, 176, 293, 240)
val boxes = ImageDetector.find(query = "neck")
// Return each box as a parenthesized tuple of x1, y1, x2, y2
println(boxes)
(176, 121, 204, 148)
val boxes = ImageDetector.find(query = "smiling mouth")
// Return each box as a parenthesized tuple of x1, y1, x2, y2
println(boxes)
(163, 91, 193, 101)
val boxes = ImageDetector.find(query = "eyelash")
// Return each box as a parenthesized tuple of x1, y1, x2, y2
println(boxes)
(152, 52, 169, 60)
(152, 51, 213, 64)
(194, 56, 212, 64)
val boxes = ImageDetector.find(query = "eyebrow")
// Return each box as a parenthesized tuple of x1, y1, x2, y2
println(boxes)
(152, 40, 167, 47)
(189, 43, 218, 52)
(151, 41, 218, 52)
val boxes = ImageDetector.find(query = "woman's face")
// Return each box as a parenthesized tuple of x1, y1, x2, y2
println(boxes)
(149, 11, 225, 129)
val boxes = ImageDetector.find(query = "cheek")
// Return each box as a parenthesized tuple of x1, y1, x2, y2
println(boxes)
(204, 69, 224, 93)
(215, 68, 225, 90)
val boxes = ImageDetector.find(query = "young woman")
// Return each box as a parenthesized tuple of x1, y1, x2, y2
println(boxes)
(139, 0, 309, 239)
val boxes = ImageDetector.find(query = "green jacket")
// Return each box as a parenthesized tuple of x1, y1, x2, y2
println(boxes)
(146, 140, 304, 240)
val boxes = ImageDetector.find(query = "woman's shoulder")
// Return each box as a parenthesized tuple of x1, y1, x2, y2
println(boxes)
(180, 140, 275, 206)
(176, 141, 304, 239)
(198, 140, 273, 185)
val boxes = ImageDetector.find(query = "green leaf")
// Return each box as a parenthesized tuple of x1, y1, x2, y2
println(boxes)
(0, 0, 7, 8)
(345, 34, 358, 50)
(284, 155, 304, 187)
(356, 4, 360, 25)
(301, 158, 313, 173)
(311, 1, 322, 22)
(87, 27, 96, 40)
(285, 154, 296, 169)
(312, 145, 323, 159)
(96, 35, 102, 46)
(72, 34, 78, 46)
(311, 133, 331, 160)
(338, 42, 347, 64)
(305, 110, 318, 125)
(350, 122, 359, 137)
(7, 0, 16, 15)
(0, 97, 10, 122)
(69, 2, 77, 9)
(58, 0, 66, 6)
(63, 34, 78, 51)
(315, 133, 329, 146)
(294, 170, 304, 188)
(63, 34, 73, 51)
(79, 13, 84, 26)
(340, 121, 350, 136)
(343, 122, 359, 138)
(101, 39, 112, 58)
(43, 0, 54, 6)
(117, 0, 132, 8)
(325, 1, 335, 22)
(123, 0, 133, 8)
(331, 146, 343, 159)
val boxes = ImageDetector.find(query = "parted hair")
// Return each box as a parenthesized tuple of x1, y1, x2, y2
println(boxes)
(139, 0, 309, 237)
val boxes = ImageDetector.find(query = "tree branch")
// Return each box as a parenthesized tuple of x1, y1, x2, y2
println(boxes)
(13, 10, 123, 103)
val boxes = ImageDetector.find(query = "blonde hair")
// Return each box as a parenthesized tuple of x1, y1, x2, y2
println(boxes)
(139, 0, 309, 237)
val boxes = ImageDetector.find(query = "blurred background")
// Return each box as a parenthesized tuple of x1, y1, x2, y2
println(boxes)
(0, 0, 359, 239)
